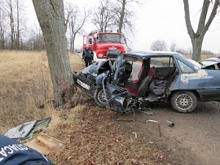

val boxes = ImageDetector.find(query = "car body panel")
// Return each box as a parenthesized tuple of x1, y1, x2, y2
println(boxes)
(201, 57, 220, 70)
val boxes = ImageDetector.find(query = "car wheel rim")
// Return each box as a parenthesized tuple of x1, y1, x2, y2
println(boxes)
(97, 89, 107, 105)
(175, 94, 193, 111)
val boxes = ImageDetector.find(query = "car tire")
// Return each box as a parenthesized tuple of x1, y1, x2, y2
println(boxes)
(171, 91, 197, 113)
(94, 88, 107, 107)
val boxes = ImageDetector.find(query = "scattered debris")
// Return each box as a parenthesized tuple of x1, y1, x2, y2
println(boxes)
(25, 133, 64, 155)
(132, 132, 138, 139)
(5, 117, 51, 141)
(147, 120, 158, 124)
(166, 120, 175, 127)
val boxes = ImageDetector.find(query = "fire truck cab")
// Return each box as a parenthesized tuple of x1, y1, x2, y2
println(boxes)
(83, 31, 126, 61)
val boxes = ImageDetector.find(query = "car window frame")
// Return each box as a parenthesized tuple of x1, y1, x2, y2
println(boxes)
(174, 58, 197, 74)
(149, 56, 175, 68)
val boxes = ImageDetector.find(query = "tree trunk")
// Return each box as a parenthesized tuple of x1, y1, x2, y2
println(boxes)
(191, 37, 203, 61)
(9, 0, 15, 49)
(16, 0, 20, 49)
(72, 34, 76, 53)
(0, 34, 4, 49)
(33, 0, 74, 107)
(119, 0, 126, 32)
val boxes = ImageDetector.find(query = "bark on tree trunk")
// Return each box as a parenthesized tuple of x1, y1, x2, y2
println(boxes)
(16, 0, 20, 49)
(9, 0, 15, 49)
(119, 0, 126, 32)
(72, 34, 76, 53)
(191, 37, 203, 61)
(33, 0, 74, 107)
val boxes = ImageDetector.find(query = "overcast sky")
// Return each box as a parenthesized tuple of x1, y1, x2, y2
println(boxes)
(25, 0, 220, 53)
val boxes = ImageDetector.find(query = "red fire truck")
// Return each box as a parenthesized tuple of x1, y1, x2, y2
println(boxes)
(83, 31, 126, 61)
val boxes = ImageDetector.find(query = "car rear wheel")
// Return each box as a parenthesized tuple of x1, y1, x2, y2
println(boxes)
(94, 88, 107, 107)
(171, 91, 197, 113)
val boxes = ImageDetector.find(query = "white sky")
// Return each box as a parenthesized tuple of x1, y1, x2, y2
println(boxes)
(24, 0, 220, 53)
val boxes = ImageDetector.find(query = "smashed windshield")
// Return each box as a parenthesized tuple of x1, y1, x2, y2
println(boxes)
(97, 34, 122, 43)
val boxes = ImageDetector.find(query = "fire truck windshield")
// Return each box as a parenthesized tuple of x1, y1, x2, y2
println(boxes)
(97, 34, 122, 43)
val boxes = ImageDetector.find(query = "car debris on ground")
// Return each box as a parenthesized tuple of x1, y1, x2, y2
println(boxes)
(5, 117, 51, 141)
(4, 117, 64, 156)
(25, 133, 64, 155)
(132, 132, 138, 139)
(166, 120, 175, 127)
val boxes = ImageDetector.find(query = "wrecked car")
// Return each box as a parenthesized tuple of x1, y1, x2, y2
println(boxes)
(201, 57, 220, 70)
(73, 51, 220, 113)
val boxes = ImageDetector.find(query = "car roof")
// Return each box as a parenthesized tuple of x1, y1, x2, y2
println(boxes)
(125, 50, 180, 59)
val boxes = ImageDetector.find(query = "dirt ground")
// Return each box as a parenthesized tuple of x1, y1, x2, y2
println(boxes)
(151, 101, 220, 165)
(118, 101, 220, 165)
(1, 51, 220, 165)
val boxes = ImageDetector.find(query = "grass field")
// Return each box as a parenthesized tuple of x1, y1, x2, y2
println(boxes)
(0, 50, 218, 164)
(0, 50, 53, 133)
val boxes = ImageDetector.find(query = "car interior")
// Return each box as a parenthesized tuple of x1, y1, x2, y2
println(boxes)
(207, 63, 220, 70)
(118, 56, 178, 97)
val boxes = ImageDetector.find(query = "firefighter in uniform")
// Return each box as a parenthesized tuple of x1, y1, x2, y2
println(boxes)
(82, 46, 94, 67)
(0, 135, 53, 165)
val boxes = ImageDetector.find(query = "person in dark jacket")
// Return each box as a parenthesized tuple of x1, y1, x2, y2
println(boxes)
(0, 135, 53, 165)
(82, 46, 94, 67)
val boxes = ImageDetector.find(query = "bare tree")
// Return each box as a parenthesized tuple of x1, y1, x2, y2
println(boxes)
(113, 0, 138, 33)
(2, 0, 24, 49)
(6, 0, 16, 49)
(24, 27, 45, 50)
(16, 0, 20, 49)
(92, 0, 115, 32)
(65, 4, 88, 52)
(183, 0, 220, 61)
(150, 40, 168, 51)
(33, 0, 74, 107)
(0, 3, 6, 49)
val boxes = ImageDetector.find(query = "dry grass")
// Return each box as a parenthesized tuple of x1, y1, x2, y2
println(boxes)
(0, 50, 53, 133)
(0, 50, 84, 134)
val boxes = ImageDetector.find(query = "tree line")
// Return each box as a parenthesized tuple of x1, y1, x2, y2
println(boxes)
(0, 0, 219, 60)
(0, 0, 137, 51)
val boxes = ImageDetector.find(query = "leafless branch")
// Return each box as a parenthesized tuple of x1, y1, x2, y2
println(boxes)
(183, 0, 195, 38)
